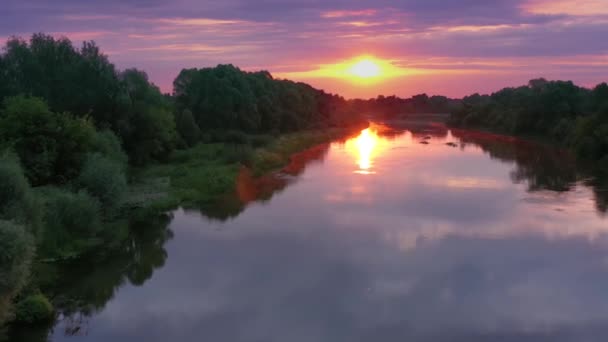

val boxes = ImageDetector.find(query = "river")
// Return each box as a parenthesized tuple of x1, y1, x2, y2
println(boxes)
(12, 120, 608, 342)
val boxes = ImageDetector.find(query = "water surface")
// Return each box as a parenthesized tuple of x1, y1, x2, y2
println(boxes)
(16, 121, 608, 341)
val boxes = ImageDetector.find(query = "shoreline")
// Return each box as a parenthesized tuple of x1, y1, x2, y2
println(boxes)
(125, 124, 367, 216)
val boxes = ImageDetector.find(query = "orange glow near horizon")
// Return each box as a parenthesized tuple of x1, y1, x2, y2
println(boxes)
(276, 55, 413, 85)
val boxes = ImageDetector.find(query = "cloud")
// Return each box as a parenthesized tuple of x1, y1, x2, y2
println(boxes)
(523, 0, 608, 16)
(321, 9, 377, 18)
(1, 0, 607, 97)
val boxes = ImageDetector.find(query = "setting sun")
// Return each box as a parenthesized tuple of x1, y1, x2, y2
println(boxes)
(349, 59, 382, 78)
(275, 56, 414, 86)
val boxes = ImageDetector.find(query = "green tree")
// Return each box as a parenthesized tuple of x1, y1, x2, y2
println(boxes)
(118, 69, 177, 164)
(0, 96, 95, 185)
(77, 153, 127, 212)
(40, 190, 102, 259)
(175, 109, 201, 147)
(90, 130, 128, 167)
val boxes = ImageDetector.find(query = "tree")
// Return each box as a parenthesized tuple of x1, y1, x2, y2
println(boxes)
(77, 153, 127, 212)
(0, 34, 122, 129)
(175, 109, 201, 147)
(0, 96, 95, 185)
(118, 69, 177, 164)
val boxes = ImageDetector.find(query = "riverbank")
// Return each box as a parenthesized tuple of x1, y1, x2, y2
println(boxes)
(124, 125, 366, 214)
(447, 79, 608, 168)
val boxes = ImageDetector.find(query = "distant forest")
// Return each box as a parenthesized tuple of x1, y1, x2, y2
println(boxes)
(350, 94, 461, 117)
(448, 79, 608, 165)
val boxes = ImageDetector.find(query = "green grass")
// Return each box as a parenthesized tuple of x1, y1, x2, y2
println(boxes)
(251, 128, 355, 175)
(126, 127, 363, 212)
(125, 143, 242, 211)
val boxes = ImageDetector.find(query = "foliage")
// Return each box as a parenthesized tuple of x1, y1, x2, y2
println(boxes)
(173, 65, 365, 139)
(0, 34, 120, 122)
(39, 189, 102, 259)
(0, 96, 95, 185)
(90, 130, 128, 167)
(77, 154, 127, 212)
(0, 35, 176, 165)
(350, 94, 460, 118)
(116, 69, 177, 164)
(0, 221, 33, 325)
(448, 79, 608, 163)
(174, 109, 201, 147)
(14, 294, 54, 324)
(0, 152, 41, 231)
(0, 221, 33, 297)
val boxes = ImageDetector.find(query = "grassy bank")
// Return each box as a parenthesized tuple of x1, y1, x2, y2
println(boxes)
(125, 126, 365, 214)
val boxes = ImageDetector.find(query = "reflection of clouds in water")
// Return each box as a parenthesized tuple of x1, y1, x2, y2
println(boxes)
(59, 215, 608, 342)
(50, 123, 608, 342)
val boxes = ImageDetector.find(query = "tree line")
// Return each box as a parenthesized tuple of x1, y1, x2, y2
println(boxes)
(448, 79, 608, 165)
(0, 33, 363, 327)
(349, 94, 461, 118)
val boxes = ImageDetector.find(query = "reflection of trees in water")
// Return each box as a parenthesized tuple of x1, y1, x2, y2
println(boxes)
(451, 129, 607, 214)
(191, 144, 331, 222)
(376, 119, 450, 140)
(11, 213, 174, 340)
(585, 177, 608, 215)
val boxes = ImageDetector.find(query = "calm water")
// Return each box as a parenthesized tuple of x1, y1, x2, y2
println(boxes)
(14, 121, 608, 342)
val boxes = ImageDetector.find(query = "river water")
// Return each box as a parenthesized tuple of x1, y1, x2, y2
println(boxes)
(14, 121, 608, 341)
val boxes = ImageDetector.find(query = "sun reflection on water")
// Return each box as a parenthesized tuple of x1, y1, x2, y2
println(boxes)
(347, 127, 380, 174)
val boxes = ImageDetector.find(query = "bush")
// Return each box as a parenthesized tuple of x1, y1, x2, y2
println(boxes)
(40, 190, 102, 258)
(252, 150, 286, 175)
(0, 153, 30, 219)
(0, 221, 33, 297)
(91, 130, 128, 168)
(171, 164, 238, 202)
(14, 294, 54, 324)
(249, 134, 273, 148)
(77, 153, 127, 211)
(0, 152, 41, 230)
(220, 144, 253, 164)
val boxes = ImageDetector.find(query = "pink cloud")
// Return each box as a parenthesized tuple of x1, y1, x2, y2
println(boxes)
(522, 0, 608, 15)
(321, 9, 377, 18)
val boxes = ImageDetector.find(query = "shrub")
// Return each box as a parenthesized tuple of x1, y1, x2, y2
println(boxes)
(91, 130, 128, 168)
(40, 190, 102, 258)
(249, 134, 273, 148)
(14, 294, 54, 324)
(77, 153, 127, 211)
(172, 165, 238, 201)
(252, 150, 286, 175)
(0, 153, 29, 219)
(0, 152, 41, 230)
(0, 221, 33, 297)
(220, 144, 253, 164)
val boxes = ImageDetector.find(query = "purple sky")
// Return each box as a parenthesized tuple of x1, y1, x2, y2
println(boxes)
(2, 0, 607, 98)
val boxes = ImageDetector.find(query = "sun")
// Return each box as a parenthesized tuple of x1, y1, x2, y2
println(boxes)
(348, 58, 382, 78)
